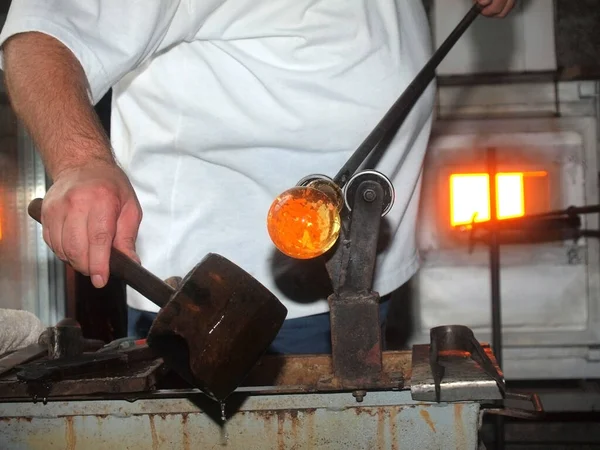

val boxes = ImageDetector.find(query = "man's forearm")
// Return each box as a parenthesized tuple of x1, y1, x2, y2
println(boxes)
(3, 32, 115, 179)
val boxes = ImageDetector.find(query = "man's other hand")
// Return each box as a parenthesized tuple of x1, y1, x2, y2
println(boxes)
(41, 162, 142, 288)
(476, 0, 515, 18)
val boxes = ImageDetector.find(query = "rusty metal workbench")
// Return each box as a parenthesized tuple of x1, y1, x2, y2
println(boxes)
(0, 349, 488, 450)
(0, 390, 481, 450)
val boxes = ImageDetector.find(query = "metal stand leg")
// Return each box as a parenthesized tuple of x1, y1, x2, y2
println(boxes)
(487, 147, 504, 450)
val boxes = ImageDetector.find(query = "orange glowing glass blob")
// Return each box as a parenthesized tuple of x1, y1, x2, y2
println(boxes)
(267, 186, 342, 259)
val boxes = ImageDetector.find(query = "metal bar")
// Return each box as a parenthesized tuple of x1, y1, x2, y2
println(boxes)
(523, 204, 600, 218)
(329, 181, 385, 388)
(487, 149, 502, 370)
(244, 351, 407, 392)
(436, 67, 600, 86)
(340, 181, 384, 294)
(487, 147, 504, 450)
(333, 4, 482, 187)
(0, 351, 411, 400)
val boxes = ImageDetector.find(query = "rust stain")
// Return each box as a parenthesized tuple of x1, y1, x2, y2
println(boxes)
(419, 409, 436, 433)
(365, 342, 383, 366)
(149, 415, 159, 450)
(65, 416, 76, 450)
(353, 407, 378, 417)
(0, 416, 32, 422)
(95, 416, 104, 434)
(306, 407, 316, 448)
(182, 413, 190, 450)
(277, 410, 285, 450)
(389, 407, 399, 450)
(439, 350, 470, 358)
(376, 408, 385, 449)
(290, 409, 300, 445)
(454, 404, 466, 450)
(243, 351, 411, 391)
(255, 409, 278, 420)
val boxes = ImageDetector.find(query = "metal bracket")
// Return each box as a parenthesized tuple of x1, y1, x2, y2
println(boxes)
(411, 325, 544, 420)
(327, 175, 387, 388)
(411, 325, 504, 403)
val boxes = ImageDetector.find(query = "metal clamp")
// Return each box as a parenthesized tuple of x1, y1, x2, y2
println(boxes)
(327, 174, 387, 389)
(411, 325, 544, 419)
(429, 325, 505, 402)
(411, 325, 504, 403)
(483, 391, 544, 420)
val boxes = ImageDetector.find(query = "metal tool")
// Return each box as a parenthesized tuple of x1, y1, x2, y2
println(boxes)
(320, 3, 484, 392)
(411, 324, 543, 420)
(98, 337, 147, 353)
(28, 198, 288, 401)
(327, 171, 393, 389)
(13, 343, 159, 402)
(45, 318, 105, 359)
(0, 341, 47, 378)
(0, 319, 104, 378)
(428, 325, 504, 403)
(333, 3, 483, 187)
(17, 351, 133, 384)
(467, 203, 600, 247)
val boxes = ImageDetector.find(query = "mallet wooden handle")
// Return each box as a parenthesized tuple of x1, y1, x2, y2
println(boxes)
(28, 198, 173, 308)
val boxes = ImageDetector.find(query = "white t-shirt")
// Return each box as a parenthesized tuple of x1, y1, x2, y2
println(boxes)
(0, 0, 435, 319)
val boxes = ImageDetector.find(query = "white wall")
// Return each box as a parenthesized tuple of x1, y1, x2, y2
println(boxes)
(433, 0, 557, 75)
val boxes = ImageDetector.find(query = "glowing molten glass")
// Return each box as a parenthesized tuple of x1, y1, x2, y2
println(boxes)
(267, 186, 341, 259)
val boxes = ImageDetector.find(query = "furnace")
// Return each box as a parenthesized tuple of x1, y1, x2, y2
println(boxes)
(416, 115, 600, 379)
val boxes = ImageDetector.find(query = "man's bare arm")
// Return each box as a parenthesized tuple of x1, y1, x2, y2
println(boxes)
(3, 32, 142, 288)
(4, 32, 113, 178)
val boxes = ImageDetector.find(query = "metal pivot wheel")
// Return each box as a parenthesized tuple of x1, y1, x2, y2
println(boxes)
(343, 170, 395, 217)
(295, 174, 344, 212)
(296, 173, 334, 187)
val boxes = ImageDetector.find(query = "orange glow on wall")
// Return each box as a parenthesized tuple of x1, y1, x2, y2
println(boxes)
(449, 171, 547, 227)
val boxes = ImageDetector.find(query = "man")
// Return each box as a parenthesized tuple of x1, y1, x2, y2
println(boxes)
(0, 0, 514, 353)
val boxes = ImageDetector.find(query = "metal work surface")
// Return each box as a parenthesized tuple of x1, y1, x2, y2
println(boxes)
(0, 390, 480, 450)
(0, 352, 411, 400)
(412, 344, 502, 403)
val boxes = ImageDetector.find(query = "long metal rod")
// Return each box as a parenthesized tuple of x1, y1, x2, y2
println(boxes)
(487, 147, 504, 450)
(527, 204, 600, 218)
(333, 4, 482, 187)
(488, 150, 502, 367)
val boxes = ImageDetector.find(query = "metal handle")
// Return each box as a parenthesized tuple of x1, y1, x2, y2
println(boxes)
(28, 198, 173, 308)
(333, 4, 483, 187)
